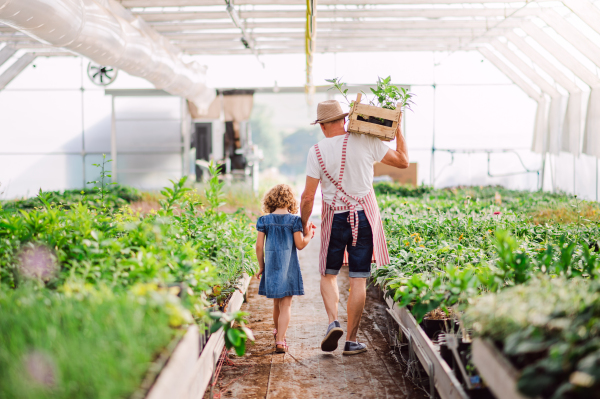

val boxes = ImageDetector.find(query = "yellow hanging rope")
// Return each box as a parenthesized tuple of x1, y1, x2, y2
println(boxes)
(305, 0, 316, 104)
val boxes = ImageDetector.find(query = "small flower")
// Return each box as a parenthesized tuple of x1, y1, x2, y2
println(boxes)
(459, 234, 464, 240)
(493, 211, 501, 215)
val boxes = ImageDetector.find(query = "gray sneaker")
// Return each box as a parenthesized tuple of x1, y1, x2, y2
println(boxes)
(343, 341, 367, 355)
(321, 321, 344, 352)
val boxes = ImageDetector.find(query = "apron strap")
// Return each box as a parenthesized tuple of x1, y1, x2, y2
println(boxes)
(314, 133, 361, 246)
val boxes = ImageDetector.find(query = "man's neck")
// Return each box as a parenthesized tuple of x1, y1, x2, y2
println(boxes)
(324, 127, 347, 138)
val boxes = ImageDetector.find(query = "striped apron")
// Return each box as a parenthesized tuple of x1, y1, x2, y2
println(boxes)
(315, 133, 390, 276)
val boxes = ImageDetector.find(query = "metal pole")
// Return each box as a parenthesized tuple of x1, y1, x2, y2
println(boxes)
(80, 57, 86, 188)
(181, 97, 191, 178)
(111, 96, 117, 183)
(430, 83, 436, 186)
(573, 154, 576, 195)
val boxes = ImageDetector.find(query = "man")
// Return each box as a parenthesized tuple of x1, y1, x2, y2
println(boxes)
(300, 100, 409, 355)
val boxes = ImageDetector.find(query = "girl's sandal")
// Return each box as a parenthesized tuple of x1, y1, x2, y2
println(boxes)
(275, 340, 288, 353)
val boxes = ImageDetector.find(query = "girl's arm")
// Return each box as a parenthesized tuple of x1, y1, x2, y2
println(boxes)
(293, 222, 315, 250)
(256, 231, 265, 278)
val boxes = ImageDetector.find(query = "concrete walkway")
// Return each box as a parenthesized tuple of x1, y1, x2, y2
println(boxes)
(207, 224, 425, 399)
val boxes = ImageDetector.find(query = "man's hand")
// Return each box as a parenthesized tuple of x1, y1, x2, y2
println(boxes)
(304, 222, 316, 238)
(301, 176, 320, 230)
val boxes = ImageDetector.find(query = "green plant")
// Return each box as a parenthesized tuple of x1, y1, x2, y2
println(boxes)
(464, 277, 600, 398)
(370, 76, 415, 111)
(0, 285, 182, 399)
(326, 76, 415, 111)
(209, 311, 255, 356)
(86, 154, 117, 211)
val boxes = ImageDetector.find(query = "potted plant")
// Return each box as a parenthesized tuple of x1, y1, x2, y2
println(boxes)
(326, 76, 415, 140)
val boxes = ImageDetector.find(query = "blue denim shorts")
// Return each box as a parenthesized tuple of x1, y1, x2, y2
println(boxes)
(325, 210, 373, 278)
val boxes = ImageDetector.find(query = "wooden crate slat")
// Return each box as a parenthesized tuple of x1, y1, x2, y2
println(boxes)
(347, 93, 400, 141)
(472, 338, 537, 399)
(353, 102, 401, 120)
(388, 302, 469, 399)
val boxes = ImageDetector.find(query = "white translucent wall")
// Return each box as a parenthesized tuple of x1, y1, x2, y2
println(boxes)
(0, 56, 186, 199)
(2, 50, 599, 200)
(236, 50, 547, 195)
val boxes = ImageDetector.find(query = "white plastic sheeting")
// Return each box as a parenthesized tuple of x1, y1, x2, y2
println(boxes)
(504, 32, 583, 156)
(477, 47, 549, 155)
(521, 22, 600, 158)
(0, 0, 215, 112)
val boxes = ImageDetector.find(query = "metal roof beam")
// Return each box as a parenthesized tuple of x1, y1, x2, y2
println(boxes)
(491, 39, 560, 97)
(136, 8, 540, 22)
(539, 9, 600, 67)
(186, 45, 465, 55)
(0, 52, 36, 90)
(123, 0, 553, 5)
(164, 29, 508, 40)
(561, 0, 600, 37)
(151, 19, 523, 32)
(478, 47, 541, 100)
(0, 45, 16, 66)
(521, 21, 600, 88)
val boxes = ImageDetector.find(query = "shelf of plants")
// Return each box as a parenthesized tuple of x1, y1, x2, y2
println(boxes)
(0, 159, 257, 399)
(372, 183, 600, 399)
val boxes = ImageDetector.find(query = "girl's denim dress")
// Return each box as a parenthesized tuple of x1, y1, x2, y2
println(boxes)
(257, 214, 305, 298)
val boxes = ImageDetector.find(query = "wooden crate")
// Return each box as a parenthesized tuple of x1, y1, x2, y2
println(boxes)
(347, 93, 401, 141)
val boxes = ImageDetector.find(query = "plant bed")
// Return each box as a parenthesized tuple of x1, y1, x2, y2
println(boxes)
(385, 297, 468, 399)
(465, 278, 600, 399)
(144, 273, 251, 399)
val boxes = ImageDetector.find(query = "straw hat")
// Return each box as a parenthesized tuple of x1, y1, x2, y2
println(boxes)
(310, 100, 348, 125)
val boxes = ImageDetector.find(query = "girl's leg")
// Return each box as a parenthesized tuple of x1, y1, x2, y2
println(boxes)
(276, 296, 293, 342)
(273, 298, 280, 332)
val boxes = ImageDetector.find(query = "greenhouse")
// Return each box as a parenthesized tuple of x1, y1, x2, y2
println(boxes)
(1, 0, 600, 398)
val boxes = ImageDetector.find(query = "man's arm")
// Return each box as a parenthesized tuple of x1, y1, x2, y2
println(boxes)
(381, 122, 409, 169)
(300, 176, 320, 234)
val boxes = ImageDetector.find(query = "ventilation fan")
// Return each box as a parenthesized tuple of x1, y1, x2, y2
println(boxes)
(87, 62, 118, 86)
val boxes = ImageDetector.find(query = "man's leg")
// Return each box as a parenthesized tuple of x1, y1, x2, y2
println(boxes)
(346, 277, 367, 342)
(320, 274, 339, 324)
(343, 211, 372, 355)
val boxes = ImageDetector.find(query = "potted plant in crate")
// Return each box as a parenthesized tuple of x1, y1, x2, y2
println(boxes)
(326, 76, 415, 141)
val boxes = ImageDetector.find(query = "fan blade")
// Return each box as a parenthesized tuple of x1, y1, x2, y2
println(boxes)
(100, 74, 104, 83)
(105, 68, 113, 72)
(92, 71, 100, 78)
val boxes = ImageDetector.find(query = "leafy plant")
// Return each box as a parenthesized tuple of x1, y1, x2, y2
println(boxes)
(370, 76, 415, 111)
(326, 76, 415, 111)
(86, 154, 117, 211)
(209, 311, 255, 356)
(464, 277, 600, 398)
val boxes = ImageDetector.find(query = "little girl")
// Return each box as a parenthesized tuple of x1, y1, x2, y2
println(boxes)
(255, 184, 314, 353)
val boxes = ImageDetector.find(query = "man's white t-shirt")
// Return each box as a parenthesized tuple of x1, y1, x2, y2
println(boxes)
(306, 133, 390, 213)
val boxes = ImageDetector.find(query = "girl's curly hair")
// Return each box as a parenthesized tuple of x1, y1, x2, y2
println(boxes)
(261, 184, 299, 214)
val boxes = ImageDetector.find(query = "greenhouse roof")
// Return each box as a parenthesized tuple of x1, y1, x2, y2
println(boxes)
(1, 0, 600, 157)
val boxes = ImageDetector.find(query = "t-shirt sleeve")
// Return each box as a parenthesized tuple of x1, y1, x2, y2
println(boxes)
(371, 136, 391, 162)
(306, 147, 321, 179)
(256, 216, 266, 233)
(292, 216, 303, 233)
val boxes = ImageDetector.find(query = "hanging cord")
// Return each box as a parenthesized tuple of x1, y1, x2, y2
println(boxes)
(305, 0, 316, 104)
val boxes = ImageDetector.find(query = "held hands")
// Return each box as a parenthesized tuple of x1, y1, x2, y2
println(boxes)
(304, 222, 316, 240)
